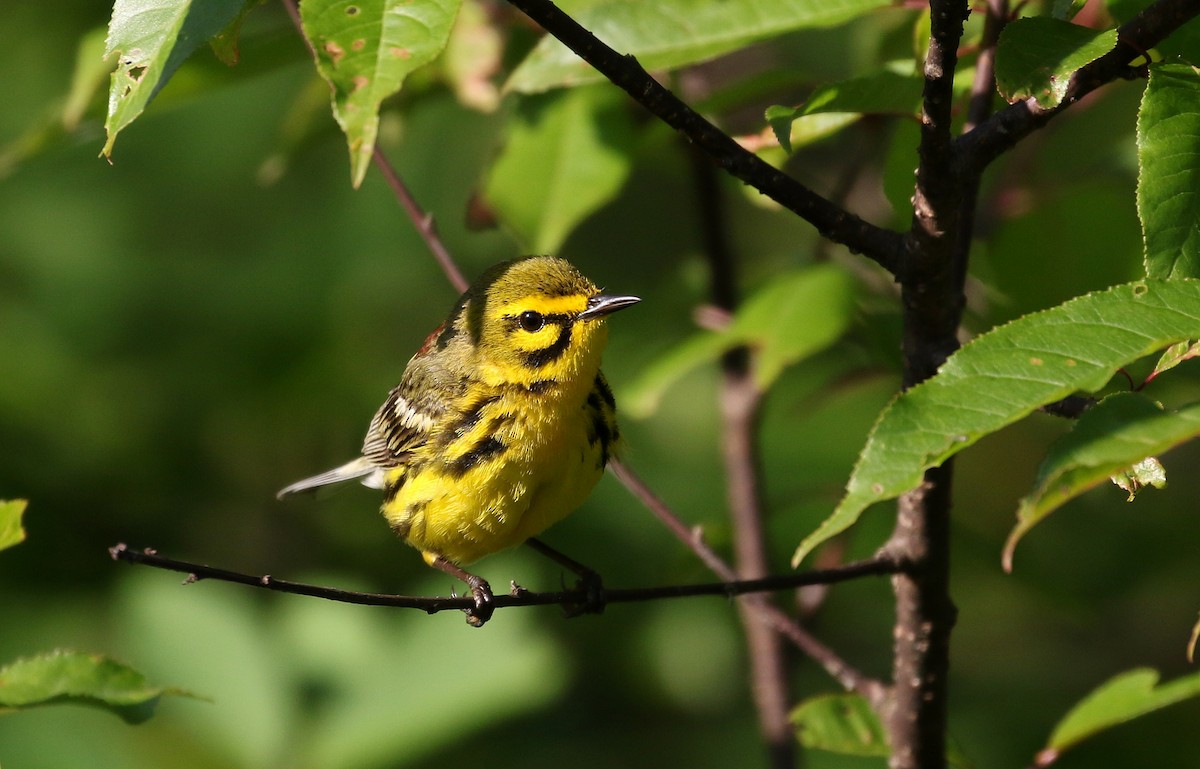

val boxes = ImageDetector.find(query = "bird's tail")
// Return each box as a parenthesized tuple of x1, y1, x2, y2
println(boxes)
(276, 457, 384, 499)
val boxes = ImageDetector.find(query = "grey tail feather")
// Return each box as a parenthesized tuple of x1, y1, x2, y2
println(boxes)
(276, 458, 380, 499)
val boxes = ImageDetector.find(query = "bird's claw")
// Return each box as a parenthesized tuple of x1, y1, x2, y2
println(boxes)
(464, 576, 495, 628)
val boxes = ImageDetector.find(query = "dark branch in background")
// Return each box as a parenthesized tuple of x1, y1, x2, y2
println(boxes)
(958, 0, 1200, 174)
(502, 0, 906, 273)
(109, 543, 898, 614)
(611, 461, 889, 707)
(690, 148, 794, 769)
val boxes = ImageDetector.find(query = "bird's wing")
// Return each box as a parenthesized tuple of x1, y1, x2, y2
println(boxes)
(361, 356, 458, 467)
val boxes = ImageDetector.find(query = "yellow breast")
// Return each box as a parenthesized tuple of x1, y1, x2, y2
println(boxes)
(380, 376, 611, 565)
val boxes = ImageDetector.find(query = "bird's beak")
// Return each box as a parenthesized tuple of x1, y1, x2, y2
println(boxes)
(578, 293, 641, 320)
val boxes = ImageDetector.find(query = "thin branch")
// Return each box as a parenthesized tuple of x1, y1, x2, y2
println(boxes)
(610, 461, 889, 706)
(372, 146, 469, 294)
(501, 0, 905, 273)
(109, 542, 897, 613)
(958, 0, 1200, 174)
(279, 0, 469, 293)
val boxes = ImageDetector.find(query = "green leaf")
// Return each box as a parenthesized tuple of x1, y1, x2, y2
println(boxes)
(1108, 0, 1200, 63)
(791, 693, 888, 757)
(994, 18, 1117, 108)
(209, 0, 265, 67)
(483, 86, 635, 253)
(0, 499, 28, 552)
(1138, 63, 1200, 280)
(621, 265, 857, 417)
(1110, 455, 1167, 499)
(1042, 668, 1200, 761)
(1151, 339, 1200, 378)
(1051, 0, 1089, 21)
(0, 650, 195, 724)
(793, 279, 1200, 567)
(506, 0, 893, 93)
(103, 0, 248, 158)
(301, 0, 463, 187)
(767, 69, 924, 153)
(1003, 392, 1200, 570)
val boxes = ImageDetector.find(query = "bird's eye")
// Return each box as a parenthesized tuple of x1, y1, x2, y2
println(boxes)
(518, 310, 545, 332)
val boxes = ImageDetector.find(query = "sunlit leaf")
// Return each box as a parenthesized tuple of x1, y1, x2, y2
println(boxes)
(1003, 392, 1200, 571)
(483, 85, 634, 253)
(794, 279, 1200, 566)
(0, 499, 27, 552)
(1138, 63, 1200, 280)
(506, 0, 894, 93)
(791, 693, 888, 757)
(622, 265, 857, 417)
(103, 0, 248, 158)
(1110, 455, 1166, 499)
(0, 650, 194, 724)
(300, 0, 463, 187)
(995, 18, 1116, 108)
(1039, 668, 1200, 764)
(767, 69, 923, 153)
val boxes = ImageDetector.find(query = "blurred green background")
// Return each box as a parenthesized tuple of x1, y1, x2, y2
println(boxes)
(1, 2, 1198, 768)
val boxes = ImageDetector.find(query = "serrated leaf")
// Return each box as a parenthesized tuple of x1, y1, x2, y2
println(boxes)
(0, 499, 28, 552)
(103, 0, 248, 158)
(1138, 63, 1200, 279)
(994, 18, 1116, 108)
(301, 0, 463, 187)
(791, 693, 888, 756)
(0, 650, 195, 724)
(621, 266, 857, 417)
(793, 279, 1200, 567)
(1042, 668, 1200, 760)
(506, 0, 892, 94)
(767, 69, 923, 153)
(1003, 393, 1200, 570)
(483, 85, 634, 252)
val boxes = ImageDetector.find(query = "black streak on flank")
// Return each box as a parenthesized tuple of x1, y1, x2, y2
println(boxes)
(594, 373, 616, 409)
(448, 395, 501, 441)
(448, 435, 506, 477)
(521, 323, 573, 368)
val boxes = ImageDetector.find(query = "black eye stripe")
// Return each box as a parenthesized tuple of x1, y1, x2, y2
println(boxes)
(505, 311, 571, 333)
(520, 322, 573, 368)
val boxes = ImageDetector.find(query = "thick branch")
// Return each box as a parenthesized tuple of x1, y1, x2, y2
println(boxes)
(958, 0, 1200, 175)
(885, 2, 971, 767)
(502, 0, 904, 273)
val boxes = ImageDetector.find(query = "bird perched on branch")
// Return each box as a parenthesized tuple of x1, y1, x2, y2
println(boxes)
(278, 256, 639, 626)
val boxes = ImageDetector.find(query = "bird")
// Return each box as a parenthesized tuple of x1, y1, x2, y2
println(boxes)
(278, 256, 639, 625)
